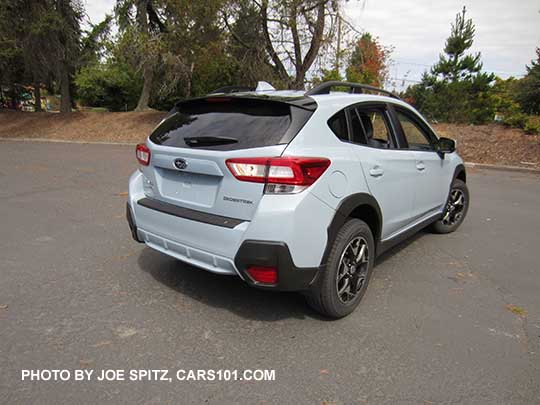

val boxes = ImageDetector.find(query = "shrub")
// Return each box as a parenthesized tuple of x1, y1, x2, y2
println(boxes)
(524, 116, 540, 135)
(503, 112, 527, 129)
(75, 61, 142, 111)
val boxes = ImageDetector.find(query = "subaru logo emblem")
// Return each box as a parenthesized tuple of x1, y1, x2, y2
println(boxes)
(174, 158, 188, 170)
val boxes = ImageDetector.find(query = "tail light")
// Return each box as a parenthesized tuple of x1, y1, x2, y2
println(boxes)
(225, 157, 330, 194)
(136, 144, 151, 166)
(246, 266, 278, 285)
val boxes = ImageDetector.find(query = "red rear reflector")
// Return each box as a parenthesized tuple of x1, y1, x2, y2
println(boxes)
(225, 157, 330, 186)
(136, 144, 151, 166)
(246, 266, 278, 285)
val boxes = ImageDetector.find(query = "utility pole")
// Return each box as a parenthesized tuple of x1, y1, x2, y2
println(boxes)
(335, 11, 342, 72)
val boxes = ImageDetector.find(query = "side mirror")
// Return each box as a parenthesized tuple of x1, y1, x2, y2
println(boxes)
(437, 137, 456, 154)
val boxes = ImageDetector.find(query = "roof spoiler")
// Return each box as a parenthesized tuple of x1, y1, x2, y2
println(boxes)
(209, 81, 276, 95)
(305, 81, 400, 100)
(209, 85, 253, 94)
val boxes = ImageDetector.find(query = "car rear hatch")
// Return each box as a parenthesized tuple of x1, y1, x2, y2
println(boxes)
(140, 95, 316, 222)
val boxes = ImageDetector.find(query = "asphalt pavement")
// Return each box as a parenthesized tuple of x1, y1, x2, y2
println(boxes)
(1, 140, 539, 404)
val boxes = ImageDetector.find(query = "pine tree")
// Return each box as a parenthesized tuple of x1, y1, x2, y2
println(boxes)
(516, 47, 540, 114)
(431, 7, 482, 82)
(405, 7, 496, 124)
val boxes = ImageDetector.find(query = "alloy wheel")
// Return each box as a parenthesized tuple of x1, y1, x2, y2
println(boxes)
(442, 188, 466, 226)
(336, 236, 369, 304)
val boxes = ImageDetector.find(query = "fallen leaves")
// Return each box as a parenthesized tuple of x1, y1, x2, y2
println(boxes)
(506, 304, 527, 318)
(79, 359, 94, 366)
(92, 340, 112, 348)
(115, 326, 138, 339)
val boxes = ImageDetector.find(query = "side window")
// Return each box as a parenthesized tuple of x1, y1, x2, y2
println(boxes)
(396, 111, 434, 151)
(327, 110, 349, 142)
(350, 107, 393, 149)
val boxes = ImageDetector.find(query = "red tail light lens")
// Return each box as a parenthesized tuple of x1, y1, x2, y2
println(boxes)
(225, 157, 330, 193)
(136, 144, 151, 166)
(246, 266, 278, 285)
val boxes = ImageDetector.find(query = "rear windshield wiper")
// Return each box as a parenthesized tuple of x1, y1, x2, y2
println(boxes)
(184, 136, 238, 147)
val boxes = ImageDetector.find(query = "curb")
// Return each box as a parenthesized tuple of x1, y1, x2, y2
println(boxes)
(1, 137, 540, 174)
(465, 162, 540, 174)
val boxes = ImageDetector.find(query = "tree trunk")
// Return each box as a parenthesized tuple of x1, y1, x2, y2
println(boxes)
(134, 0, 153, 111)
(135, 64, 153, 111)
(59, 62, 71, 113)
(34, 81, 42, 112)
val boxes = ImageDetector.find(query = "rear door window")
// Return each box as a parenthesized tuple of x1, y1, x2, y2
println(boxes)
(349, 106, 394, 149)
(150, 97, 311, 151)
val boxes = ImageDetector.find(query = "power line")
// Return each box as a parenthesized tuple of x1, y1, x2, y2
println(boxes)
(391, 60, 526, 77)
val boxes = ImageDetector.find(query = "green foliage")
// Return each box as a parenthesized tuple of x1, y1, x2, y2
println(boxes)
(75, 61, 142, 111)
(523, 116, 540, 134)
(225, 1, 281, 87)
(514, 48, 540, 114)
(312, 68, 344, 85)
(503, 112, 540, 134)
(502, 112, 527, 128)
(80, 15, 113, 66)
(404, 7, 496, 124)
(431, 7, 482, 82)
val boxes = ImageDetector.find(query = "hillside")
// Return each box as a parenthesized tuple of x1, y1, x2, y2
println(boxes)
(1, 110, 539, 169)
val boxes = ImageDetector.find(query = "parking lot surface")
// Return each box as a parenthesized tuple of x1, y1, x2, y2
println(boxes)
(1, 141, 539, 403)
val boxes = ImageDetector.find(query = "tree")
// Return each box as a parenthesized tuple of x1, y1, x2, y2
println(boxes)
(404, 7, 496, 124)
(79, 15, 113, 67)
(74, 14, 144, 112)
(431, 6, 483, 82)
(115, 0, 166, 111)
(75, 59, 142, 111)
(0, 0, 82, 113)
(515, 47, 540, 114)
(346, 33, 391, 87)
(0, 1, 51, 111)
(225, 0, 341, 89)
(223, 1, 281, 87)
(50, 0, 84, 112)
(0, 1, 26, 108)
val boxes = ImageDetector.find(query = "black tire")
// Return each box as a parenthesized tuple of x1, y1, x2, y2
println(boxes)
(306, 219, 375, 318)
(430, 178, 469, 234)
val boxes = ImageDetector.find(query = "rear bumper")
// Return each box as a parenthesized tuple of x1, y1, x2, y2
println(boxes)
(127, 169, 332, 290)
(128, 200, 320, 289)
(234, 240, 320, 291)
(126, 203, 143, 243)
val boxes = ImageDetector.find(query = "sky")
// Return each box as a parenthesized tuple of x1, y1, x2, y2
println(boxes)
(345, 0, 540, 89)
(83, 0, 540, 90)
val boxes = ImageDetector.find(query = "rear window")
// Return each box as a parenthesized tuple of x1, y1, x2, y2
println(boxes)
(149, 97, 309, 151)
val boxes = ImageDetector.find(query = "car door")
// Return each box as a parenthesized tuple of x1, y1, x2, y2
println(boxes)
(346, 104, 418, 239)
(393, 107, 450, 219)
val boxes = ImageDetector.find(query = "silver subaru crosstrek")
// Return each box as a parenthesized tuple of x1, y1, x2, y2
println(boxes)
(127, 81, 469, 318)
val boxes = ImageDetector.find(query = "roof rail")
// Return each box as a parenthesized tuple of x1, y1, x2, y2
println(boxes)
(209, 85, 254, 94)
(305, 81, 400, 100)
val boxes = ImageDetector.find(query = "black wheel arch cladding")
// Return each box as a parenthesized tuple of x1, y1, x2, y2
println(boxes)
(321, 193, 382, 266)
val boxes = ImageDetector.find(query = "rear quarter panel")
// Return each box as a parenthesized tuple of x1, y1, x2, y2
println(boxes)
(283, 105, 371, 211)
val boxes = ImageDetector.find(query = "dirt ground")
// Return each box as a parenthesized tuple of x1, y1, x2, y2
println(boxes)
(0, 110, 166, 143)
(1, 110, 539, 168)
(433, 123, 540, 168)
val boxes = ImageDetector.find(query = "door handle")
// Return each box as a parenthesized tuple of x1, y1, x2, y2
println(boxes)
(369, 167, 384, 177)
(416, 161, 426, 171)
